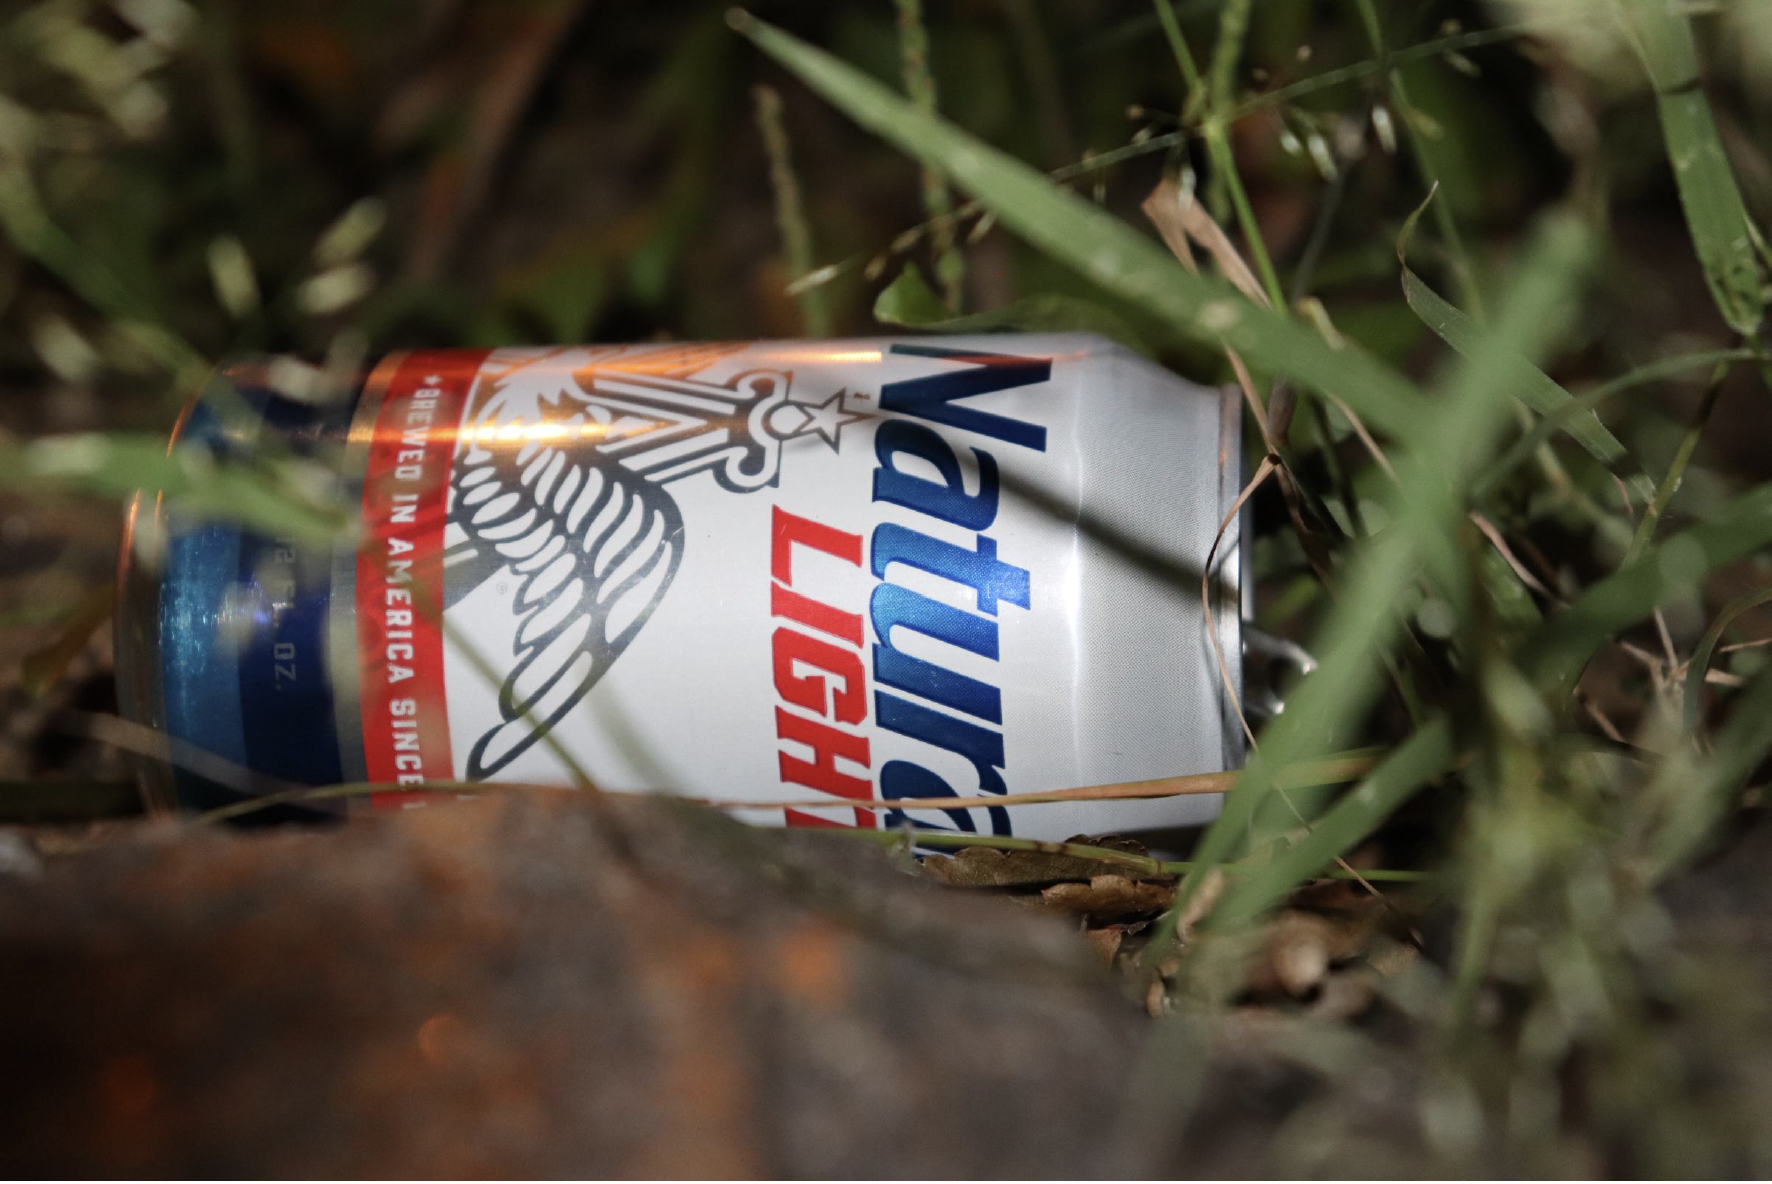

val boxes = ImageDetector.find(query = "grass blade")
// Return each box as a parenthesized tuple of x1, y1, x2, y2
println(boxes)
(1682, 585, 1772, 735)
(1209, 718, 1455, 927)
(1195, 0, 1285, 309)
(1474, 347, 1758, 501)
(874, 263, 1154, 350)
(1150, 0, 1205, 101)
(873, 262, 952, 324)
(1205, 0, 1252, 112)
(1623, 353, 1731, 563)
(730, 10, 1433, 437)
(1355, 0, 1481, 314)
(1404, 270, 1639, 484)
(1645, 660, 1772, 876)
(753, 84, 832, 336)
(1205, 468, 1772, 925)
(1, 432, 346, 543)
(1619, 0, 1768, 334)
(1522, 480, 1772, 693)
(1399, 192, 1642, 491)
(1174, 214, 1593, 924)
(894, 0, 964, 307)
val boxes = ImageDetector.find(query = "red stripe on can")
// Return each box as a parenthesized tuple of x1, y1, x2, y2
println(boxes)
(355, 350, 486, 808)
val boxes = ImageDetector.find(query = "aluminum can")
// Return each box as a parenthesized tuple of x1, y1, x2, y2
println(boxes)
(117, 334, 1243, 841)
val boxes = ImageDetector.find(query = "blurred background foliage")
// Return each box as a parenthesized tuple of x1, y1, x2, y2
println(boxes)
(7, 0, 1769, 714)
(2, 0, 1770, 524)
(0, 0, 1760, 412)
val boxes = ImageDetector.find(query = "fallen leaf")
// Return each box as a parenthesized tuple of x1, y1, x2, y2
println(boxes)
(1307, 970, 1377, 1021)
(1174, 866, 1226, 946)
(918, 835, 1161, 889)
(1248, 908, 1384, 999)
(1145, 977, 1170, 1018)
(1041, 874, 1175, 921)
(1140, 177, 1271, 309)
(1367, 936, 1422, 979)
(1083, 926, 1123, 967)
(1266, 911, 1335, 997)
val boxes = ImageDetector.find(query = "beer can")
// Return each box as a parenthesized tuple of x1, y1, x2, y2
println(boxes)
(116, 334, 1244, 841)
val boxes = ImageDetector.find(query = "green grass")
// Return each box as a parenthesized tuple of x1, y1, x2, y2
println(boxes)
(5, 0, 1772, 1172)
(1621, 0, 1769, 335)
(735, 3, 1772, 1170)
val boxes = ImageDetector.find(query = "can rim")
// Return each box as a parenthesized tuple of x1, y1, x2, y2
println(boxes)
(112, 387, 208, 815)
(1213, 379, 1247, 776)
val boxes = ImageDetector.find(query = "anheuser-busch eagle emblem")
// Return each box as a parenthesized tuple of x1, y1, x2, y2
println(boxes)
(440, 344, 868, 779)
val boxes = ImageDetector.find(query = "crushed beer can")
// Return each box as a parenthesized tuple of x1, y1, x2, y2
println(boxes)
(116, 335, 1245, 841)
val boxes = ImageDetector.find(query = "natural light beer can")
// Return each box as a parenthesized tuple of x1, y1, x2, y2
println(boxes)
(116, 335, 1244, 840)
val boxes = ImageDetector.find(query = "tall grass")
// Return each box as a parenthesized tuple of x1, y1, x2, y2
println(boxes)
(731, 1, 1772, 1171)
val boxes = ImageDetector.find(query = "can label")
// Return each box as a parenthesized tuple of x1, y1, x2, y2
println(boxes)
(337, 336, 1241, 840)
(353, 351, 480, 804)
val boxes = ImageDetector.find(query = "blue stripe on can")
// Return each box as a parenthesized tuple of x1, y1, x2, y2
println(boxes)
(234, 533, 346, 794)
(159, 520, 249, 797)
(156, 383, 358, 816)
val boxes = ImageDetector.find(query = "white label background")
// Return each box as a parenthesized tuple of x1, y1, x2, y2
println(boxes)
(435, 334, 1240, 843)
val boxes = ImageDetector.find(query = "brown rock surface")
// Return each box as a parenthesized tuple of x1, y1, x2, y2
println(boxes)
(0, 794, 1149, 1178)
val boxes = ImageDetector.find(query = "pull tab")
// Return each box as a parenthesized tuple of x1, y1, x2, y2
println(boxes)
(1242, 628, 1317, 723)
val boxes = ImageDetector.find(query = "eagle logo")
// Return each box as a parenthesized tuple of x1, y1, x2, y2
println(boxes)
(440, 344, 869, 779)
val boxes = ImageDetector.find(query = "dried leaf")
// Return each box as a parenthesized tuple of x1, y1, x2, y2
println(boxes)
(1306, 970, 1377, 1020)
(1174, 866, 1226, 946)
(1265, 911, 1335, 997)
(1145, 977, 1170, 1018)
(1040, 875, 1176, 921)
(1140, 179, 1197, 271)
(1248, 908, 1383, 999)
(1367, 936, 1421, 979)
(918, 835, 1160, 889)
(1083, 926, 1124, 967)
(1140, 176, 1270, 308)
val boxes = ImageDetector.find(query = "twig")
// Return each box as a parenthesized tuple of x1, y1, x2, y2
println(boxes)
(753, 85, 831, 336)
(1469, 512, 1554, 601)
(895, 0, 964, 307)
(1204, 454, 1277, 749)
(1625, 351, 1734, 564)
(1352, 0, 1481, 315)
(189, 752, 1381, 826)
(848, 828, 1429, 883)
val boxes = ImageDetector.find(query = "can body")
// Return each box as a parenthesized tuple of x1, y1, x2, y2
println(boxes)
(118, 334, 1243, 840)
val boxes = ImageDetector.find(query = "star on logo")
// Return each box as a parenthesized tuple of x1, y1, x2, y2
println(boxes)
(768, 389, 872, 451)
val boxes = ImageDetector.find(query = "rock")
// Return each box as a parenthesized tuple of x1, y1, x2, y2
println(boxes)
(0, 793, 1147, 1177)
